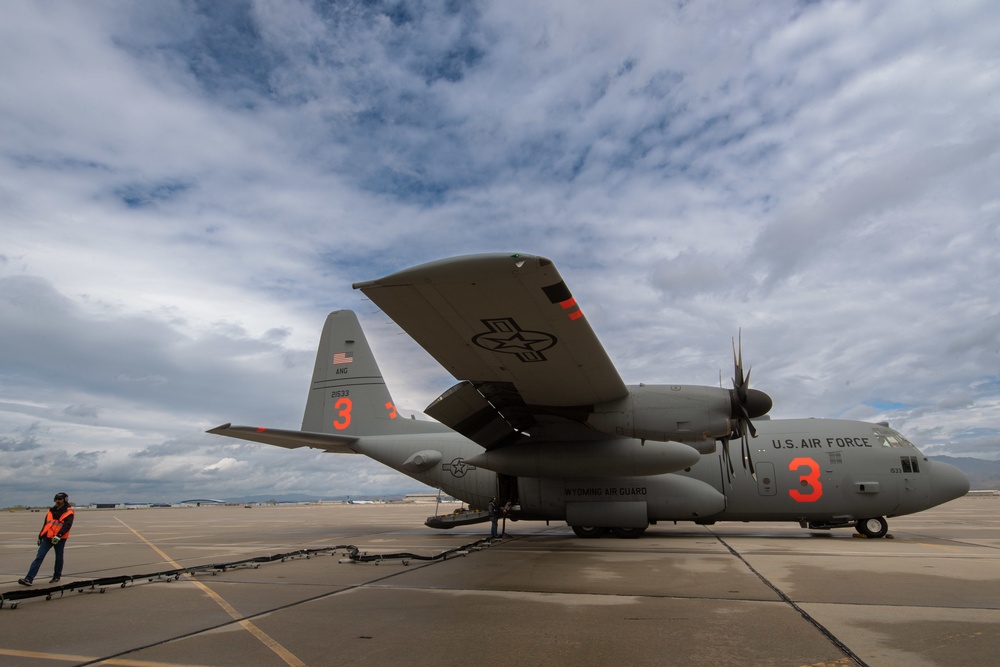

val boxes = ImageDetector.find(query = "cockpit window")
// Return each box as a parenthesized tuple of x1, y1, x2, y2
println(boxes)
(874, 427, 914, 448)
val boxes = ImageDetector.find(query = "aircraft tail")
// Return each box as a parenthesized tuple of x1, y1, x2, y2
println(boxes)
(209, 309, 441, 452)
(301, 310, 407, 437)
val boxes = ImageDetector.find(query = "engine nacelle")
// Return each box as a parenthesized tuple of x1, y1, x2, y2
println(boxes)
(586, 384, 734, 443)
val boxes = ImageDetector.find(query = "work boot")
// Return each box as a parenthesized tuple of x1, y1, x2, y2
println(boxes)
(18, 578, 32, 586)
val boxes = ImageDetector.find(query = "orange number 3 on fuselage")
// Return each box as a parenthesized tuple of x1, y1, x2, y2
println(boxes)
(788, 457, 823, 502)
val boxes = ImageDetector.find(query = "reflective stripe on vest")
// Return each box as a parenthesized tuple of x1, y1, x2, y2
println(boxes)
(41, 507, 74, 539)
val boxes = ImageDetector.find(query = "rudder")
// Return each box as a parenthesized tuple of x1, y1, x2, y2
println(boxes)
(302, 310, 401, 436)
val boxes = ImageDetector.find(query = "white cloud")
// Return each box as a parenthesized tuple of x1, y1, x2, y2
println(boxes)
(201, 457, 246, 473)
(1, 0, 998, 505)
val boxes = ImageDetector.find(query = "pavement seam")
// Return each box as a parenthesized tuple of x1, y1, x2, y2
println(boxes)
(711, 531, 871, 667)
(72, 540, 481, 667)
(86, 518, 308, 667)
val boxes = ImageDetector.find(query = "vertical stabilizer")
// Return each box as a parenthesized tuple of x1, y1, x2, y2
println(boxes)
(302, 310, 402, 436)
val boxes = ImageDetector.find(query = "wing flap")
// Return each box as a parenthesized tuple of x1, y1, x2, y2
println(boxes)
(355, 253, 628, 407)
(207, 424, 358, 454)
(424, 381, 523, 450)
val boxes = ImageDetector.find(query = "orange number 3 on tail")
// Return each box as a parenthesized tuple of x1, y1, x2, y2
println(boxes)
(332, 397, 353, 430)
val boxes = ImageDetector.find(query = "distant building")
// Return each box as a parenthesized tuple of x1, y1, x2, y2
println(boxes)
(88, 502, 172, 509)
(177, 499, 227, 506)
(404, 493, 456, 503)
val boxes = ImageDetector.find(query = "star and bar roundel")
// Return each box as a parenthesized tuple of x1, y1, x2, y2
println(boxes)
(469, 280, 581, 363)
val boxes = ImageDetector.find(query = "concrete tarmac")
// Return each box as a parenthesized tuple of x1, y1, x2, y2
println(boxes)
(1, 496, 998, 667)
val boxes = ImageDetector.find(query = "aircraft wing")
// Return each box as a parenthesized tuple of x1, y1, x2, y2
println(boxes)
(207, 424, 358, 454)
(354, 253, 628, 419)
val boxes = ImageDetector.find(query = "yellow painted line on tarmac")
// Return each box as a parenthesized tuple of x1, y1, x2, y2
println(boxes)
(0, 648, 213, 666)
(116, 518, 306, 667)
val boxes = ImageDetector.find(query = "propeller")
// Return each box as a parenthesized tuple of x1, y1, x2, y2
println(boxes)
(722, 331, 772, 480)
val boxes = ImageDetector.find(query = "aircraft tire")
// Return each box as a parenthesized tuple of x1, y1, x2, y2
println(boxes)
(611, 526, 646, 539)
(856, 517, 888, 539)
(571, 525, 605, 538)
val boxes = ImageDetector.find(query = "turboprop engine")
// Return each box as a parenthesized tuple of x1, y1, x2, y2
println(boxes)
(586, 335, 772, 456)
(585, 383, 772, 445)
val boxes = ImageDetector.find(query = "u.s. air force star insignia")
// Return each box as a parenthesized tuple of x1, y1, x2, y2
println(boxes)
(471, 317, 557, 362)
(442, 458, 476, 478)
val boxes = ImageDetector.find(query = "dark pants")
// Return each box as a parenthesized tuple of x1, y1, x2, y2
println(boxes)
(490, 517, 499, 538)
(26, 537, 66, 581)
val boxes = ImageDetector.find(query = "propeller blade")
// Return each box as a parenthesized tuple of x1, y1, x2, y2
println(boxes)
(741, 432, 756, 478)
(725, 330, 769, 478)
(721, 437, 735, 481)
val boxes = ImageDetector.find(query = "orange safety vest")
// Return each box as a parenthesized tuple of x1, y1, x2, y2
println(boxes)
(40, 506, 74, 540)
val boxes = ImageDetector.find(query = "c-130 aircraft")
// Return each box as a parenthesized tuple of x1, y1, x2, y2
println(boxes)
(210, 254, 969, 539)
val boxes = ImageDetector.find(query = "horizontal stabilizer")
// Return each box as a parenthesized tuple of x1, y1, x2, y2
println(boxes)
(207, 424, 358, 454)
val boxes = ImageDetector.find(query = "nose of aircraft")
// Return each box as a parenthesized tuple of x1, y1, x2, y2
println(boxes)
(928, 460, 970, 507)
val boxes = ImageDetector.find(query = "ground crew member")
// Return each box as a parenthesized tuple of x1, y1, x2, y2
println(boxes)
(19, 492, 74, 586)
(488, 496, 501, 539)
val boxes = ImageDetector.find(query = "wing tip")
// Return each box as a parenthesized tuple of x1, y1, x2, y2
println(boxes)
(354, 253, 551, 291)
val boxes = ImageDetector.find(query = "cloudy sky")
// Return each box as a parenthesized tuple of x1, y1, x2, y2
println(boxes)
(2, 0, 998, 506)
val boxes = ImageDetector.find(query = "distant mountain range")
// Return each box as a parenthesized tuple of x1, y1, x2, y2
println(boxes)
(932, 456, 1000, 491)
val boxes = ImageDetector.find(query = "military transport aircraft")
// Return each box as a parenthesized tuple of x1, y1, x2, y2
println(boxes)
(210, 253, 969, 538)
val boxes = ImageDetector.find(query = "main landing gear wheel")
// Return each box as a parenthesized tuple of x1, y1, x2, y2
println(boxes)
(856, 516, 888, 539)
(571, 525, 606, 538)
(610, 526, 647, 539)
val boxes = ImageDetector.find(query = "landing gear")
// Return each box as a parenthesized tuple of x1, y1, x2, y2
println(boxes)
(855, 516, 888, 539)
(571, 525, 606, 538)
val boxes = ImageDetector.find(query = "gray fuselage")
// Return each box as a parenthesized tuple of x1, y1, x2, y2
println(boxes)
(353, 417, 969, 530)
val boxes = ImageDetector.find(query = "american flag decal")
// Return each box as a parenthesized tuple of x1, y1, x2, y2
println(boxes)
(333, 351, 354, 365)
